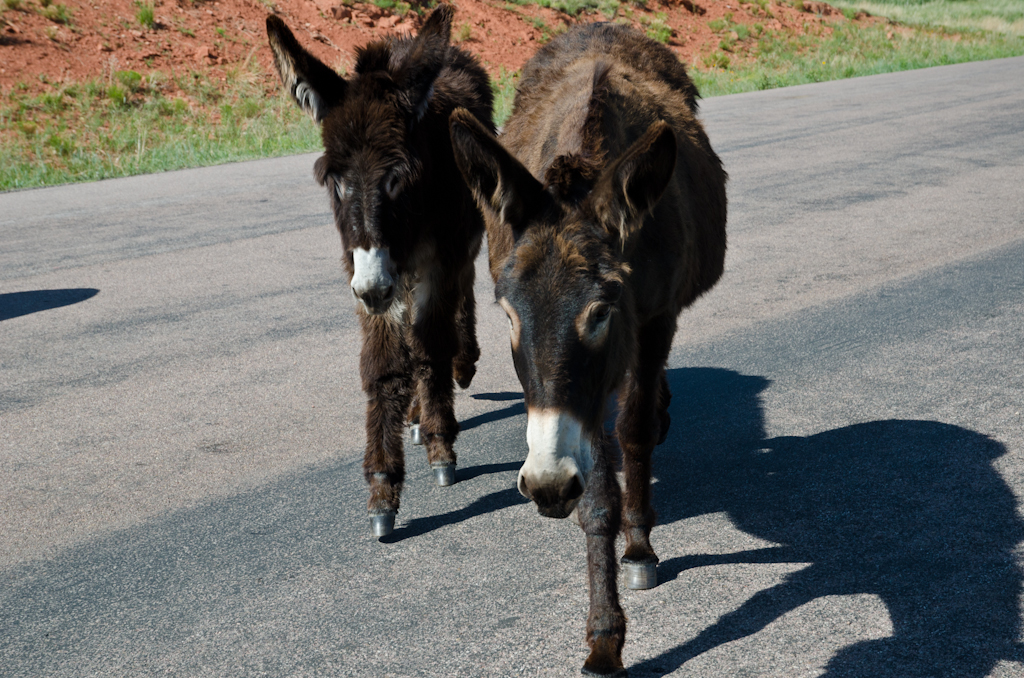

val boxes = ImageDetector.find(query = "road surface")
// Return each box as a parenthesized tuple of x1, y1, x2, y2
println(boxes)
(2, 56, 1023, 677)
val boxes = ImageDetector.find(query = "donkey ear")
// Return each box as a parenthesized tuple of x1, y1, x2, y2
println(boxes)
(419, 3, 455, 44)
(266, 15, 347, 124)
(397, 4, 454, 121)
(592, 120, 677, 243)
(450, 108, 545, 237)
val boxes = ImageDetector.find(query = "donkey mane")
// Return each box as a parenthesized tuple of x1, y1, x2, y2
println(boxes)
(355, 42, 393, 75)
(541, 62, 612, 205)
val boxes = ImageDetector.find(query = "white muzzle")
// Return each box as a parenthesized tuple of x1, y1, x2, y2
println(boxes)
(518, 408, 595, 518)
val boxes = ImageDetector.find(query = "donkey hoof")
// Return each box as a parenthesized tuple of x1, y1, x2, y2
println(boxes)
(454, 362, 476, 389)
(621, 558, 658, 590)
(581, 636, 627, 677)
(432, 463, 456, 487)
(370, 511, 396, 538)
(410, 424, 422, 446)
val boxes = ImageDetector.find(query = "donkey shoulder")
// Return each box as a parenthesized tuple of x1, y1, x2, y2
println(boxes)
(515, 22, 699, 117)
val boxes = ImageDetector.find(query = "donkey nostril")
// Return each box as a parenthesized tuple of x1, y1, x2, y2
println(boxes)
(560, 475, 584, 503)
(353, 285, 395, 312)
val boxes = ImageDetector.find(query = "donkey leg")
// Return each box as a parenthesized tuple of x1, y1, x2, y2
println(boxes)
(452, 261, 480, 390)
(657, 371, 671, 445)
(578, 436, 627, 677)
(410, 288, 461, 486)
(407, 393, 422, 445)
(617, 315, 676, 589)
(360, 314, 413, 537)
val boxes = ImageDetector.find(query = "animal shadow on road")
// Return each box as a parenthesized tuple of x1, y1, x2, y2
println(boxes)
(460, 402, 525, 433)
(382, 392, 527, 542)
(463, 392, 525, 432)
(0, 289, 99, 322)
(380, 481, 525, 544)
(634, 367, 1024, 677)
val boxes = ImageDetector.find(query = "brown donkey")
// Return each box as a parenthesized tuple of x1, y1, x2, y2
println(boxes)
(450, 23, 727, 675)
(266, 5, 493, 537)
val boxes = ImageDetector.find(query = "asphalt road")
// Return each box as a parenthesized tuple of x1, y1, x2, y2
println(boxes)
(2, 56, 1023, 677)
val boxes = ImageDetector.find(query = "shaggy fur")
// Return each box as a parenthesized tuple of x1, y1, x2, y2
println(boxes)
(450, 22, 727, 675)
(267, 5, 493, 519)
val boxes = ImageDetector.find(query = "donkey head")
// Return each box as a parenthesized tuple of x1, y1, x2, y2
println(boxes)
(267, 7, 455, 315)
(449, 107, 677, 518)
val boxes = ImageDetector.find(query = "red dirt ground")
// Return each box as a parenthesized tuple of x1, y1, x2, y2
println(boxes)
(0, 0, 871, 98)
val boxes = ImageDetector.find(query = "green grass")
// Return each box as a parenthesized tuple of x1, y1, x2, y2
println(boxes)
(491, 67, 519, 128)
(3, 3, 1022, 191)
(40, 2, 72, 24)
(641, 11, 672, 43)
(689, 20, 1024, 97)
(487, 16, 1022, 127)
(507, 0, 619, 18)
(830, 0, 1024, 36)
(0, 66, 320, 191)
(135, 1, 155, 30)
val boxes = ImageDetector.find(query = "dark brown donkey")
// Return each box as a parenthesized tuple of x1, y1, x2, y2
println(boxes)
(449, 23, 727, 676)
(266, 5, 493, 537)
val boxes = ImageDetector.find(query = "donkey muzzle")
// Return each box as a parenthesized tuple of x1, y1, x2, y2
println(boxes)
(518, 409, 594, 519)
(518, 469, 585, 519)
(351, 247, 397, 315)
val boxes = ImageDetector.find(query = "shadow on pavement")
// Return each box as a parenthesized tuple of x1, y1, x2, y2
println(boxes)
(381, 486, 526, 544)
(471, 392, 523, 402)
(455, 460, 522, 482)
(460, 402, 525, 432)
(632, 367, 1024, 677)
(0, 289, 99, 322)
(378, 461, 526, 543)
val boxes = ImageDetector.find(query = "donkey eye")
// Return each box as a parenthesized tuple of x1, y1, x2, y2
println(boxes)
(335, 177, 353, 202)
(498, 297, 521, 351)
(384, 173, 402, 201)
(577, 301, 613, 347)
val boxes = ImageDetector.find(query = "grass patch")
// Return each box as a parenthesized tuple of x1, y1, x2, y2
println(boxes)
(641, 11, 673, 43)
(3, 5, 1022, 191)
(830, 0, 1024, 36)
(135, 1, 155, 30)
(690, 21, 1024, 96)
(503, 3, 568, 45)
(507, 0, 610, 17)
(492, 66, 518, 128)
(0, 65, 320, 191)
(40, 2, 72, 24)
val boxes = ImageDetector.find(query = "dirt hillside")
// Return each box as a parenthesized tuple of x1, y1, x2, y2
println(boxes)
(1, 0, 872, 98)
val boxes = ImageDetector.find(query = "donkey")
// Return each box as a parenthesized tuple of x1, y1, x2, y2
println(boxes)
(449, 23, 727, 675)
(266, 5, 493, 537)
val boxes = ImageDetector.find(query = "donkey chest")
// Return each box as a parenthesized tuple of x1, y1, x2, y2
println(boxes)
(628, 232, 692, 319)
(395, 242, 444, 326)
